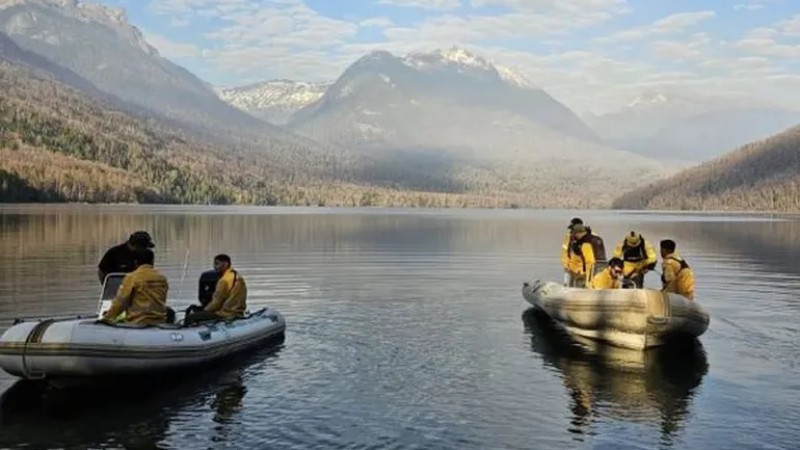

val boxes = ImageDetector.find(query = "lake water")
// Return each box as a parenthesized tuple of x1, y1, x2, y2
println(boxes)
(0, 205, 798, 449)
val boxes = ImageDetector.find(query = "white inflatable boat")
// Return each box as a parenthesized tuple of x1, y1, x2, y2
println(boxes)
(521, 279, 709, 350)
(0, 273, 286, 381)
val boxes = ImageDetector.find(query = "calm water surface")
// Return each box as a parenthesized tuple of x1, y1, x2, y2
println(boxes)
(0, 205, 798, 449)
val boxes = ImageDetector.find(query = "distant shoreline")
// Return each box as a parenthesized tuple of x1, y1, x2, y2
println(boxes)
(0, 202, 798, 219)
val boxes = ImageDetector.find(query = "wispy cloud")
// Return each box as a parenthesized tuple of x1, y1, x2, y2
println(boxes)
(128, 0, 800, 114)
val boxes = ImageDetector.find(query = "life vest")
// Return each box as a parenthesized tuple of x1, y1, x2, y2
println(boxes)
(622, 239, 647, 262)
(570, 233, 607, 264)
(661, 255, 690, 284)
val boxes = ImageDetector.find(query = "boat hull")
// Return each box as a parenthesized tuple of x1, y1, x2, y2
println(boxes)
(521, 280, 709, 349)
(0, 307, 286, 380)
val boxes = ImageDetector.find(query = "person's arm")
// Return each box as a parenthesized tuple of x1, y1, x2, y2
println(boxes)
(644, 244, 658, 271)
(103, 275, 134, 321)
(612, 244, 623, 259)
(561, 234, 570, 270)
(582, 242, 596, 281)
(204, 274, 230, 313)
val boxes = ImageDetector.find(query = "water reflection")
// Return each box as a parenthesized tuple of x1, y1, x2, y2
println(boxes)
(0, 336, 284, 449)
(522, 307, 708, 447)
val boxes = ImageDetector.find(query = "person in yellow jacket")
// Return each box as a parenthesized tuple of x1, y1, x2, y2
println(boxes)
(613, 231, 657, 288)
(567, 224, 606, 288)
(561, 217, 585, 286)
(589, 257, 624, 290)
(660, 239, 695, 300)
(101, 249, 169, 325)
(185, 254, 247, 324)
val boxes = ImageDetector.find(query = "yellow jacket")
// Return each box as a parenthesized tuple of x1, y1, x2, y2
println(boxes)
(104, 265, 169, 325)
(662, 253, 695, 300)
(204, 268, 247, 319)
(589, 267, 621, 290)
(561, 232, 584, 274)
(613, 240, 657, 278)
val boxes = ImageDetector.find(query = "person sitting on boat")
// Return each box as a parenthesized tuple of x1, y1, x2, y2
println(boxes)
(97, 231, 155, 284)
(612, 231, 657, 288)
(568, 224, 607, 288)
(660, 239, 695, 300)
(101, 249, 170, 325)
(589, 257, 624, 290)
(185, 254, 247, 325)
(561, 217, 585, 286)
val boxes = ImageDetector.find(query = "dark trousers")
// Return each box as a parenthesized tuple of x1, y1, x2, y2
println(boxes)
(184, 309, 222, 325)
(628, 273, 645, 288)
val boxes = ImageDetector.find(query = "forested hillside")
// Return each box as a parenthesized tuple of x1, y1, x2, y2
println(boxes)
(612, 124, 800, 212)
(0, 60, 544, 208)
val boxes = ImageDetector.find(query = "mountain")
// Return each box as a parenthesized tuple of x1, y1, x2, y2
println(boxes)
(584, 91, 800, 162)
(284, 47, 672, 205)
(290, 47, 600, 143)
(612, 124, 800, 212)
(217, 80, 331, 124)
(0, 0, 263, 131)
(1, 53, 613, 208)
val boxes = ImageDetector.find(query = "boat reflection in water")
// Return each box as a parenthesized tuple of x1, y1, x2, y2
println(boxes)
(0, 335, 284, 449)
(522, 307, 709, 446)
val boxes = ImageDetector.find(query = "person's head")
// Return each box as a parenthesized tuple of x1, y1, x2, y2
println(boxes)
(213, 254, 232, 273)
(625, 231, 642, 248)
(132, 249, 155, 268)
(568, 217, 583, 231)
(127, 231, 155, 251)
(608, 257, 624, 277)
(660, 239, 677, 257)
(571, 223, 588, 238)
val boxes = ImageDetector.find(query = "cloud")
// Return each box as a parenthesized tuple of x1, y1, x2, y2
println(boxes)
(734, 3, 766, 11)
(360, 17, 395, 28)
(138, 0, 800, 114)
(777, 15, 800, 36)
(651, 33, 711, 61)
(595, 11, 716, 44)
(376, 0, 461, 10)
(141, 30, 202, 58)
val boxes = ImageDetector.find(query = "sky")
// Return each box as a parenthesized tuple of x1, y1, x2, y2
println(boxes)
(102, 0, 800, 114)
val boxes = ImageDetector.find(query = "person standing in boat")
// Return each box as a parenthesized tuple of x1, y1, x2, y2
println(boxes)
(612, 231, 658, 288)
(185, 254, 247, 325)
(568, 224, 607, 288)
(660, 239, 695, 300)
(97, 231, 155, 284)
(101, 249, 170, 325)
(561, 218, 585, 286)
(588, 257, 624, 290)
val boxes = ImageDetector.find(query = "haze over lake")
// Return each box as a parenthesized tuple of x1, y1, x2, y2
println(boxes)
(0, 206, 798, 449)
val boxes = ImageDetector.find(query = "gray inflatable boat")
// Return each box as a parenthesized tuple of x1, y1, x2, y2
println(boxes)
(0, 273, 286, 381)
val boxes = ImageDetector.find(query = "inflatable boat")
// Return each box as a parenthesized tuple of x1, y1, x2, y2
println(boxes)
(0, 272, 286, 381)
(521, 279, 709, 350)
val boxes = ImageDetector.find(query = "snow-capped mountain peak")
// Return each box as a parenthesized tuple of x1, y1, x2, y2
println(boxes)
(216, 80, 332, 124)
(401, 46, 536, 89)
(627, 92, 669, 108)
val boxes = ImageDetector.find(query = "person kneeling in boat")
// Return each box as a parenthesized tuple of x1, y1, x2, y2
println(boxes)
(660, 239, 695, 300)
(613, 231, 657, 288)
(185, 254, 247, 325)
(101, 249, 170, 325)
(589, 257, 624, 290)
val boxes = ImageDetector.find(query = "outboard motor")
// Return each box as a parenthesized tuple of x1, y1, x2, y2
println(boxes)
(198, 269, 221, 307)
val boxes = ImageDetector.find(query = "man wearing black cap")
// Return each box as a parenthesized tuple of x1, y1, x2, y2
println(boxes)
(97, 231, 155, 284)
(561, 218, 584, 286)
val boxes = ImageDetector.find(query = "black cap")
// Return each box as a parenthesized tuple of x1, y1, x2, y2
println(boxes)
(128, 231, 155, 248)
(568, 217, 583, 229)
